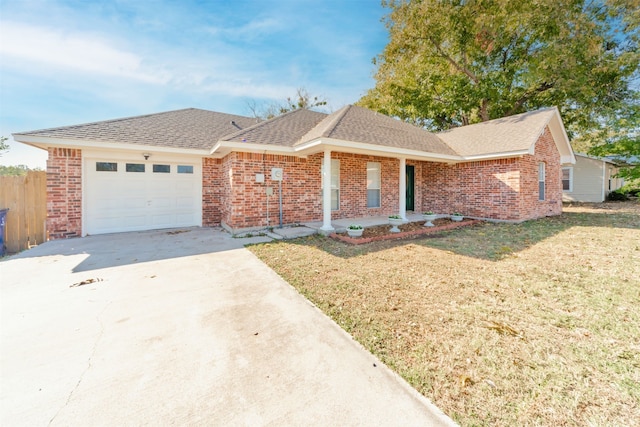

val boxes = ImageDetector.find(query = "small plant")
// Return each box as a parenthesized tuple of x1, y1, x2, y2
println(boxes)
(347, 224, 363, 230)
(607, 190, 628, 201)
(451, 212, 463, 216)
(423, 211, 435, 215)
(389, 214, 401, 219)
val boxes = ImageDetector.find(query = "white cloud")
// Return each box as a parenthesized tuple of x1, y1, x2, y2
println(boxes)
(0, 22, 170, 84)
(0, 21, 300, 102)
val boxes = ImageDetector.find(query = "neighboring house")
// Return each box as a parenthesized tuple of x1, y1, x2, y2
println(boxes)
(562, 153, 624, 203)
(13, 105, 575, 239)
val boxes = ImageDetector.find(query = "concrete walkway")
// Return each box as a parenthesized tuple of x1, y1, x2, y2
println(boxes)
(304, 212, 436, 232)
(0, 228, 456, 426)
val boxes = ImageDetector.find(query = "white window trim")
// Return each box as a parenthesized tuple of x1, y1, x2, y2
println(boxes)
(538, 162, 546, 201)
(367, 161, 381, 208)
(562, 167, 573, 192)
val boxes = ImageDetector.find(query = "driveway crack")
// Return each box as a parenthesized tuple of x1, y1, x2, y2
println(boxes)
(48, 302, 110, 426)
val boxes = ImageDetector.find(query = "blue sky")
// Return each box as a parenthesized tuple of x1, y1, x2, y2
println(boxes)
(0, 0, 388, 168)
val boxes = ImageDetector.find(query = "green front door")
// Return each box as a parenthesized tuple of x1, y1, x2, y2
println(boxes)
(406, 165, 415, 211)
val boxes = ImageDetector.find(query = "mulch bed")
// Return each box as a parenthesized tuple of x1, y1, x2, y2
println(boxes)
(330, 218, 481, 245)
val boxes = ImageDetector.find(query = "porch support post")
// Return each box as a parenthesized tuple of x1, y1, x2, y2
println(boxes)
(399, 157, 407, 222)
(319, 148, 335, 235)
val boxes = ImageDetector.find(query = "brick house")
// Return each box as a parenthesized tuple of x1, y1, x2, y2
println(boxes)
(13, 105, 575, 239)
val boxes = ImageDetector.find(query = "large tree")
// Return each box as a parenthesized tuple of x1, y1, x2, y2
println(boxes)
(359, 0, 640, 147)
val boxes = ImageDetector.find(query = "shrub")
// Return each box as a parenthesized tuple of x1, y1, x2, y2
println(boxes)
(607, 190, 629, 201)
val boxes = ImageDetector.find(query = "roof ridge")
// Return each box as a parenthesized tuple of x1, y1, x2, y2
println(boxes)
(318, 104, 352, 138)
(295, 104, 352, 144)
(220, 108, 325, 141)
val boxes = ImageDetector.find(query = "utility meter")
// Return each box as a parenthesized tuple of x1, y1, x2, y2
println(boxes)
(271, 168, 283, 181)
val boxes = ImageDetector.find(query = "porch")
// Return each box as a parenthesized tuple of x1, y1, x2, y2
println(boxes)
(264, 212, 436, 240)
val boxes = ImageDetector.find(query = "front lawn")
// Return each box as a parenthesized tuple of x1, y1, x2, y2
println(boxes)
(249, 202, 640, 426)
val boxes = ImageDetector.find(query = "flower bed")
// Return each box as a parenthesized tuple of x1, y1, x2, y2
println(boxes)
(330, 219, 481, 245)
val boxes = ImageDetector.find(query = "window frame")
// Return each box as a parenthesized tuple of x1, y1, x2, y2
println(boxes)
(96, 162, 117, 172)
(538, 162, 546, 201)
(126, 163, 145, 173)
(153, 164, 171, 173)
(177, 165, 194, 174)
(367, 162, 381, 208)
(561, 167, 573, 192)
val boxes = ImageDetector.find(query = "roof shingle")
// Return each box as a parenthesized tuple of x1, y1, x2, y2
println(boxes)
(437, 108, 557, 156)
(14, 108, 258, 150)
(220, 108, 327, 146)
(297, 105, 458, 156)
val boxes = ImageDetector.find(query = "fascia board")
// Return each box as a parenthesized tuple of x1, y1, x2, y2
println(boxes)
(210, 141, 299, 157)
(548, 110, 576, 164)
(294, 138, 463, 163)
(11, 135, 210, 156)
(460, 150, 529, 162)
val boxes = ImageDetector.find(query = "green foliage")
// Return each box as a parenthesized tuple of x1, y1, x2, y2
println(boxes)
(359, 0, 639, 144)
(587, 98, 640, 180)
(607, 189, 630, 201)
(0, 165, 41, 176)
(0, 136, 8, 156)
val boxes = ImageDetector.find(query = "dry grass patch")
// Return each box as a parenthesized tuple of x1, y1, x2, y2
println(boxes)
(249, 201, 640, 426)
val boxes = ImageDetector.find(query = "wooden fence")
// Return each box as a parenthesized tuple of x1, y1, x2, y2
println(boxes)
(0, 171, 47, 254)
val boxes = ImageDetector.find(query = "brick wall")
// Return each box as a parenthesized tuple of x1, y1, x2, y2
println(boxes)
(218, 152, 322, 230)
(47, 148, 82, 239)
(335, 153, 399, 219)
(421, 126, 562, 221)
(422, 158, 522, 220)
(202, 157, 222, 226)
(518, 126, 563, 219)
(217, 152, 407, 231)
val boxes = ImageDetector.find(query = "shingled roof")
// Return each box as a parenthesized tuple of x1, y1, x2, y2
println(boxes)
(14, 105, 573, 163)
(13, 108, 258, 150)
(297, 105, 458, 156)
(437, 107, 559, 157)
(220, 108, 327, 146)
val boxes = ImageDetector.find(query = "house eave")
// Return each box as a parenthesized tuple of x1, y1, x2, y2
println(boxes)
(209, 141, 303, 158)
(294, 138, 462, 163)
(459, 150, 529, 162)
(11, 135, 210, 156)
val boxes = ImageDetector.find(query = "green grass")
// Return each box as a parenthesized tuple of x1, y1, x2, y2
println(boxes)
(249, 202, 640, 426)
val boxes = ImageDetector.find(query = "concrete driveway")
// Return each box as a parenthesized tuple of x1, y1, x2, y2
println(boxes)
(1, 228, 455, 426)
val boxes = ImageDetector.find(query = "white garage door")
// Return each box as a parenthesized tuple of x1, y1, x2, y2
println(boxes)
(85, 158, 201, 235)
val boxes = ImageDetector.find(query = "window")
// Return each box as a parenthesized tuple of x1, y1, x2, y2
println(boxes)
(562, 167, 573, 192)
(126, 163, 145, 173)
(153, 164, 170, 173)
(367, 162, 381, 208)
(331, 160, 339, 210)
(321, 159, 340, 210)
(177, 165, 193, 174)
(96, 162, 117, 172)
(538, 162, 546, 201)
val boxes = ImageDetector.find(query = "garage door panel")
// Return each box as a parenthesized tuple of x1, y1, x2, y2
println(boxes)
(176, 196, 195, 208)
(151, 197, 173, 209)
(85, 159, 201, 235)
(121, 198, 147, 209)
